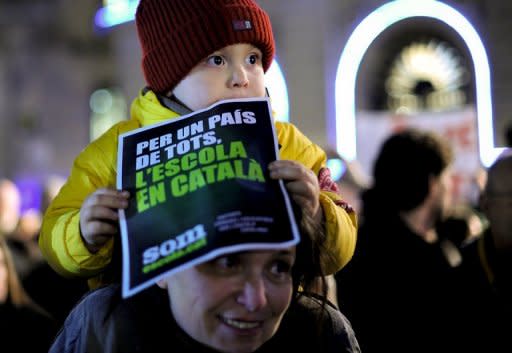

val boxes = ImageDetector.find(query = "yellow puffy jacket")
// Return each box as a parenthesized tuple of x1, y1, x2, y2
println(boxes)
(39, 90, 357, 286)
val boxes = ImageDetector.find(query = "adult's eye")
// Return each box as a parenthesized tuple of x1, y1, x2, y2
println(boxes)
(207, 254, 242, 275)
(199, 253, 246, 276)
(274, 260, 293, 274)
(268, 259, 293, 283)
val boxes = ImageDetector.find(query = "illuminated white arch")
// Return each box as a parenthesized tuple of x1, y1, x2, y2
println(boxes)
(95, 1, 289, 122)
(335, 0, 503, 167)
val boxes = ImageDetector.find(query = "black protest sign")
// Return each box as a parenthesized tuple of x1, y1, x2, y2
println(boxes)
(117, 98, 300, 298)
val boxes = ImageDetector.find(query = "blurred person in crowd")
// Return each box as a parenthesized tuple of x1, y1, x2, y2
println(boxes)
(0, 178, 39, 276)
(457, 151, 512, 352)
(480, 153, 512, 268)
(0, 176, 87, 326)
(335, 128, 477, 352)
(439, 162, 488, 249)
(39, 0, 357, 292)
(324, 148, 370, 218)
(0, 179, 46, 278)
(41, 174, 66, 214)
(22, 176, 89, 325)
(0, 236, 58, 353)
(49, 209, 361, 353)
(505, 122, 512, 147)
(318, 148, 370, 307)
(466, 163, 488, 211)
(436, 202, 487, 249)
(7, 208, 44, 278)
(0, 179, 21, 235)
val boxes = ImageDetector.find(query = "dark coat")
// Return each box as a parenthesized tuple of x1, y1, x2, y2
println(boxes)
(49, 284, 361, 353)
(336, 190, 473, 353)
(457, 230, 512, 353)
(0, 301, 59, 353)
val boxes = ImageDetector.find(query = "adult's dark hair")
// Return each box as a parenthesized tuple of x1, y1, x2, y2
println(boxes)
(292, 208, 327, 297)
(371, 128, 453, 212)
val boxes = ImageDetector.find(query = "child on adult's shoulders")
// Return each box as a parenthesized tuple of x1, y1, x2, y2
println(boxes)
(39, 0, 357, 288)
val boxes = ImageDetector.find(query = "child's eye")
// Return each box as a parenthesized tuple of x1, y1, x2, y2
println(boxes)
(246, 53, 260, 65)
(207, 55, 225, 66)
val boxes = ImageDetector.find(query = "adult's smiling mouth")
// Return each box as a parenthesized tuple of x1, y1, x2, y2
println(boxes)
(221, 317, 263, 330)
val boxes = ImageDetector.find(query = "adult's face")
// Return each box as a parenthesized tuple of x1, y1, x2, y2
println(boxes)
(158, 249, 296, 353)
(429, 167, 454, 222)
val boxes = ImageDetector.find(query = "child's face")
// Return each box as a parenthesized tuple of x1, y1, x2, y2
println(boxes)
(172, 43, 266, 111)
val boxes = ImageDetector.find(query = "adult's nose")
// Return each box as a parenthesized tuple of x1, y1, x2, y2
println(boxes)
(236, 276, 268, 312)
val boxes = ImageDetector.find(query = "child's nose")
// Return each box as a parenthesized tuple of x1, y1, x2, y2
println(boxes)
(230, 66, 249, 88)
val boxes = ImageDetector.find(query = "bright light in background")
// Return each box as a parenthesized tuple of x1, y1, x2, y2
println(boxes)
(94, 0, 290, 122)
(335, 0, 503, 167)
(95, 0, 138, 28)
(89, 88, 128, 141)
(15, 177, 42, 214)
(266, 60, 290, 122)
(327, 158, 347, 182)
(90, 89, 113, 114)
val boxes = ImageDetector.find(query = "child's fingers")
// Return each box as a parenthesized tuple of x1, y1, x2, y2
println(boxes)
(84, 189, 129, 210)
(81, 221, 116, 251)
(269, 160, 315, 181)
(80, 214, 118, 249)
(286, 181, 319, 208)
(93, 187, 130, 198)
(284, 179, 316, 199)
(86, 221, 118, 238)
(83, 206, 120, 223)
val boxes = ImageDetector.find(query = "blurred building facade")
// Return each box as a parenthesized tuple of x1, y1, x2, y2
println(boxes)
(0, 0, 511, 202)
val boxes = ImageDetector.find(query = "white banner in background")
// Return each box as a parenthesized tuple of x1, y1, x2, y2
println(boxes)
(356, 107, 480, 205)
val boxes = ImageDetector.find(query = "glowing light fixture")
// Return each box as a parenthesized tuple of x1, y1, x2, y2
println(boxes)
(386, 40, 468, 112)
(335, 0, 503, 167)
(95, 0, 138, 28)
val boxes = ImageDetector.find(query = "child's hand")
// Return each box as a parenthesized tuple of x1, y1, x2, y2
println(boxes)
(79, 188, 130, 253)
(268, 160, 323, 226)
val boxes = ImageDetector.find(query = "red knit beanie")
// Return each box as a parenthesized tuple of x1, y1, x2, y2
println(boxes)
(136, 0, 275, 94)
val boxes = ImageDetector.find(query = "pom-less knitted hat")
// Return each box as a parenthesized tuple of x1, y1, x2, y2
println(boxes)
(135, 0, 275, 93)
